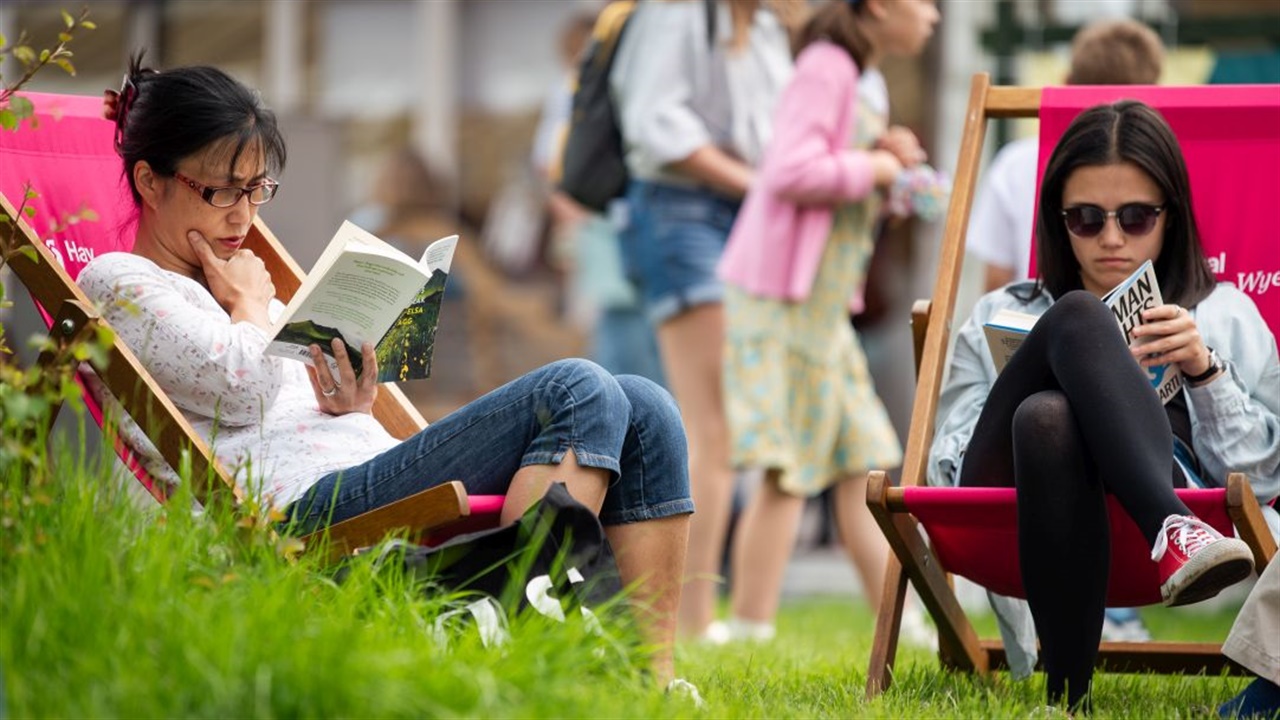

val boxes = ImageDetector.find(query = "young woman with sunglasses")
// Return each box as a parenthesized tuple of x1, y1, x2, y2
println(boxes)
(79, 57, 697, 693)
(929, 100, 1280, 712)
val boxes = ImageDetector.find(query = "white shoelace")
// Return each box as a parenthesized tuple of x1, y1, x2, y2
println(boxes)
(1151, 514, 1222, 562)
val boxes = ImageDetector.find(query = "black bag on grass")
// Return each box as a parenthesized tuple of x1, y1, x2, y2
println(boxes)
(353, 483, 623, 619)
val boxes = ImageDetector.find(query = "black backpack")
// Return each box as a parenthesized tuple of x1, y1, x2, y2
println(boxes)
(558, 0, 717, 213)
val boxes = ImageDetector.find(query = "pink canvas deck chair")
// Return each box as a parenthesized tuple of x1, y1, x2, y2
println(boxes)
(0, 92, 503, 560)
(864, 75, 1280, 697)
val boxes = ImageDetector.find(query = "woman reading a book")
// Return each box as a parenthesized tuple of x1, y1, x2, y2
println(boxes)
(79, 58, 696, 693)
(929, 100, 1280, 712)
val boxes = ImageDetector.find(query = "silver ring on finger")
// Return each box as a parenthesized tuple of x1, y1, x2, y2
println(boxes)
(322, 385, 339, 397)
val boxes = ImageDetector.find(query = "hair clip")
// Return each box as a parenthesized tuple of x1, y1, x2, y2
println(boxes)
(111, 71, 153, 152)
(102, 88, 121, 122)
(118, 74, 138, 111)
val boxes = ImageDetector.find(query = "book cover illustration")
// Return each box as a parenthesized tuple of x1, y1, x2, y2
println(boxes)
(375, 267, 448, 382)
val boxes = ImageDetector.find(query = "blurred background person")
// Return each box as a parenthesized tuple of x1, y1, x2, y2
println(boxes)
(533, 8, 666, 385)
(610, 0, 807, 641)
(716, 0, 941, 643)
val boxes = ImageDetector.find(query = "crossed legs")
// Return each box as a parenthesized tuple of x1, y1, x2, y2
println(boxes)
(959, 291, 1189, 709)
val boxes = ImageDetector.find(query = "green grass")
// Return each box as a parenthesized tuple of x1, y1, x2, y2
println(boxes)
(679, 598, 1245, 718)
(1, 430, 1253, 718)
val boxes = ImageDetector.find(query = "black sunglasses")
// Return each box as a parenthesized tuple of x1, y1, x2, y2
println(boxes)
(1061, 203, 1165, 238)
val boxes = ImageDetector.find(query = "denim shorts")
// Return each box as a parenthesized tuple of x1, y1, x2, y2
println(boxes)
(621, 180, 741, 324)
(285, 359, 693, 531)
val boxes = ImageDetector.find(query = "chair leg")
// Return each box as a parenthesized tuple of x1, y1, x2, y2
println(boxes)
(866, 472, 990, 686)
(866, 554, 909, 698)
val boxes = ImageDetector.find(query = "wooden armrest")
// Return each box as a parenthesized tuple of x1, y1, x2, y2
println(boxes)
(304, 480, 471, 563)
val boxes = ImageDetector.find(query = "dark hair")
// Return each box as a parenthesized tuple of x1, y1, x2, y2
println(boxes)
(114, 53, 286, 206)
(796, 0, 872, 69)
(1030, 100, 1216, 308)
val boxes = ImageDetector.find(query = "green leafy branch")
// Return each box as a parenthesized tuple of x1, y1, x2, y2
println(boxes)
(0, 6, 96, 130)
(0, 7, 98, 483)
(0, 182, 109, 479)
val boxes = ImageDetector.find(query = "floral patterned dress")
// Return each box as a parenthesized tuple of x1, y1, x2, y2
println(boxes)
(723, 89, 903, 497)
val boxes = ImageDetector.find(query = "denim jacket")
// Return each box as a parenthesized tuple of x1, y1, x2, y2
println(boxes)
(927, 280, 1280, 676)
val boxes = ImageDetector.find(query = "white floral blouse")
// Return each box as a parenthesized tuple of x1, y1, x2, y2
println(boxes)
(79, 252, 399, 508)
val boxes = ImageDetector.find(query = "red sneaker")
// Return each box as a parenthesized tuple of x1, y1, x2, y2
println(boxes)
(1152, 514, 1253, 607)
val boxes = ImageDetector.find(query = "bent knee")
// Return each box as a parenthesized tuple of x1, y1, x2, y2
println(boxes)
(543, 358, 627, 411)
(1012, 390, 1081, 447)
(617, 375, 685, 439)
(1040, 290, 1114, 343)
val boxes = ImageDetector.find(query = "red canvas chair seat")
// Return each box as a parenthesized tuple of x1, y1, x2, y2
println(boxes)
(904, 487, 1236, 607)
(0, 92, 501, 551)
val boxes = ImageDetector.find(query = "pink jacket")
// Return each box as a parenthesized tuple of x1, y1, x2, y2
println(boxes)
(717, 41, 876, 301)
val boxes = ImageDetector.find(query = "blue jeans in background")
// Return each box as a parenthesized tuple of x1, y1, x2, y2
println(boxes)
(621, 180, 740, 325)
(287, 359, 693, 531)
(573, 211, 666, 387)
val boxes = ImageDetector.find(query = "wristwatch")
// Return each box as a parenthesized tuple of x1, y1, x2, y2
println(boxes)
(1185, 346, 1224, 385)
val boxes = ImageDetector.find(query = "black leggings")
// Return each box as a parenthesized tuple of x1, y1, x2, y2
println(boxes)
(958, 290, 1189, 710)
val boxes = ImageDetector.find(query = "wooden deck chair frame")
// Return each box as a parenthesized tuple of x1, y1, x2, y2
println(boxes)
(863, 73, 1279, 697)
(0, 98, 499, 563)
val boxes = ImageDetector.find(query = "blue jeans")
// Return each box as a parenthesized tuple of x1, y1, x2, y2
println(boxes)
(287, 359, 693, 531)
(621, 180, 740, 324)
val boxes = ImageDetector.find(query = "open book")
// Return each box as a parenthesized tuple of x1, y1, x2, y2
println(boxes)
(983, 259, 1183, 404)
(266, 220, 457, 383)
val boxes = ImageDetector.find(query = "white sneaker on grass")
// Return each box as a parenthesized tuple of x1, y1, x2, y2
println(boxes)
(697, 618, 776, 644)
(725, 617, 776, 643)
(698, 620, 731, 645)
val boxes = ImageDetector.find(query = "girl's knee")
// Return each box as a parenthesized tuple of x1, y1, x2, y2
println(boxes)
(1012, 391, 1086, 468)
(1041, 290, 1114, 341)
(1012, 391, 1074, 435)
